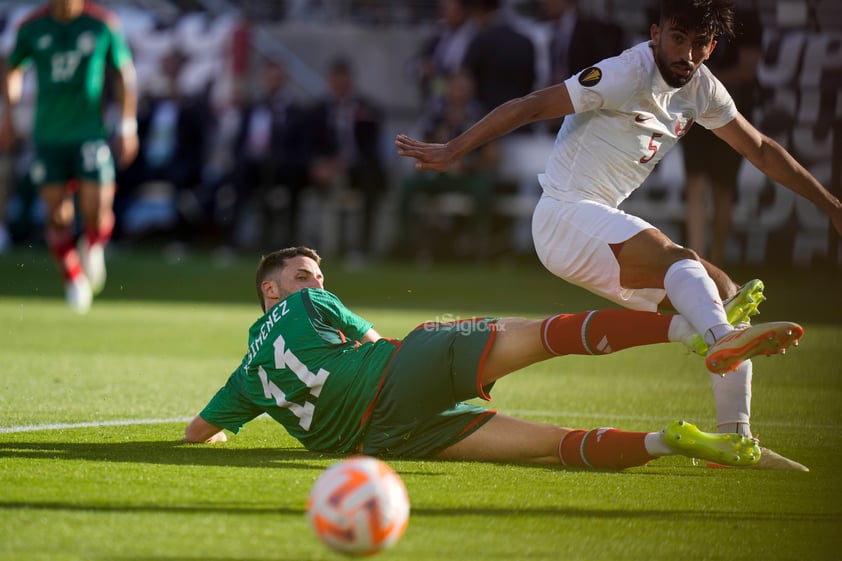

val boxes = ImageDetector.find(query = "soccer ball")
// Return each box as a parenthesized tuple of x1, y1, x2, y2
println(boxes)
(307, 456, 410, 556)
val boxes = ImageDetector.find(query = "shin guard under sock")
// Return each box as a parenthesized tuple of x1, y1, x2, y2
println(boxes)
(558, 428, 655, 469)
(541, 310, 671, 356)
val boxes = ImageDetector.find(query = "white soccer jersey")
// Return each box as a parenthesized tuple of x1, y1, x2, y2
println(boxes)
(538, 41, 738, 208)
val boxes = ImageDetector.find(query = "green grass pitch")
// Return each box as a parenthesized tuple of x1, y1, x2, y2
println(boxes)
(1, 248, 840, 560)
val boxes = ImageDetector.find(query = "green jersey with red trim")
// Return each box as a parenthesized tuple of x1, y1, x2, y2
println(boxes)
(201, 288, 398, 453)
(7, 3, 133, 144)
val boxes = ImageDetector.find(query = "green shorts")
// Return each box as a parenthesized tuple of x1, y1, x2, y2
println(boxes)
(30, 141, 116, 188)
(363, 318, 499, 458)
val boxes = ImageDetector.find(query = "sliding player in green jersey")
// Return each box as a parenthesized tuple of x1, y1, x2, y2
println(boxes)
(0, 0, 138, 313)
(184, 246, 802, 470)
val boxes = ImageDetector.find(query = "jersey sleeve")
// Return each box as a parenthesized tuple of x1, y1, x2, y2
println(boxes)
(303, 289, 374, 341)
(199, 372, 264, 434)
(695, 69, 738, 130)
(6, 22, 33, 69)
(103, 13, 133, 70)
(564, 50, 640, 113)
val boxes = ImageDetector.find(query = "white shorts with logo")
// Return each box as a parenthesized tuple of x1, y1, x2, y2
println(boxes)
(532, 194, 666, 312)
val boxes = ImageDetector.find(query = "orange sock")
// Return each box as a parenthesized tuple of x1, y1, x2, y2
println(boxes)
(558, 428, 655, 469)
(540, 310, 672, 355)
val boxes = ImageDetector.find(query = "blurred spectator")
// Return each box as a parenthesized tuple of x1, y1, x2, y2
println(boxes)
(543, 0, 626, 87)
(461, 0, 542, 254)
(412, 0, 478, 108)
(307, 57, 387, 261)
(226, 58, 310, 251)
(461, 0, 536, 115)
(114, 49, 209, 245)
(396, 69, 500, 261)
(541, 0, 627, 133)
(680, 7, 762, 265)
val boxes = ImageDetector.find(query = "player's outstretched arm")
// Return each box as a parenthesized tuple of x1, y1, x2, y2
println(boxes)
(184, 415, 227, 444)
(396, 83, 574, 172)
(714, 113, 842, 234)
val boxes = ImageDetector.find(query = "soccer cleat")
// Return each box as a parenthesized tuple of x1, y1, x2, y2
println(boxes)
(689, 279, 766, 355)
(79, 239, 107, 296)
(65, 274, 92, 314)
(661, 420, 760, 467)
(705, 321, 804, 374)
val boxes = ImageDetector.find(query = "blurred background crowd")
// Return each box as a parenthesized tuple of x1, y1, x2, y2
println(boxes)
(0, 0, 839, 268)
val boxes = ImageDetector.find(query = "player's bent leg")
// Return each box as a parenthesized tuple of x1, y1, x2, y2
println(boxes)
(483, 311, 676, 385)
(688, 279, 766, 355)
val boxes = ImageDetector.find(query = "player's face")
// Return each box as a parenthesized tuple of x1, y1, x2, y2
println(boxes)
(650, 20, 716, 88)
(277, 256, 325, 298)
(51, 0, 83, 20)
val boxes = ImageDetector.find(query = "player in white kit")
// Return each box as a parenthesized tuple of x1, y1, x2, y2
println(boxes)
(397, 0, 842, 471)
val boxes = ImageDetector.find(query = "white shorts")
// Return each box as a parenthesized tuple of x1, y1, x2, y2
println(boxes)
(531, 194, 666, 311)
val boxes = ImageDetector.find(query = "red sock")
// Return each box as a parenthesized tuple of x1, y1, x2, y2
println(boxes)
(45, 227, 82, 281)
(558, 428, 655, 469)
(540, 310, 672, 355)
(84, 211, 114, 247)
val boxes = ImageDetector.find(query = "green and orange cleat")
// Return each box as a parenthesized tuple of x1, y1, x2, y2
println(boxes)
(661, 420, 761, 467)
(705, 321, 804, 374)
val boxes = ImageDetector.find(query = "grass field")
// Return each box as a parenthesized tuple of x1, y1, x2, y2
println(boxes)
(1, 247, 841, 561)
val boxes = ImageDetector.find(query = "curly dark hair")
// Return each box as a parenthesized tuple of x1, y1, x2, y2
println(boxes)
(255, 246, 321, 311)
(660, 0, 736, 39)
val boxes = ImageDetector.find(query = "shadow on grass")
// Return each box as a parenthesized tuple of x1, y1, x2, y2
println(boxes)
(0, 498, 834, 525)
(0, 439, 332, 470)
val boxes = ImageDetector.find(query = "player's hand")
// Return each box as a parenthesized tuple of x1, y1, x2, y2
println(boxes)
(113, 131, 139, 169)
(395, 134, 460, 172)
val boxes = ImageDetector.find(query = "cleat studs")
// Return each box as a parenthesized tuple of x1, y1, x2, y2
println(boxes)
(794, 340, 799, 347)
(780, 349, 787, 355)
(785, 329, 793, 336)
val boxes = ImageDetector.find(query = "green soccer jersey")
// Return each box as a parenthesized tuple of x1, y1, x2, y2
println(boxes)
(201, 288, 399, 453)
(7, 3, 133, 144)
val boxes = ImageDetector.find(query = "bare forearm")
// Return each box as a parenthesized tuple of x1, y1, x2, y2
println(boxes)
(754, 136, 841, 214)
(114, 64, 138, 123)
(450, 86, 568, 158)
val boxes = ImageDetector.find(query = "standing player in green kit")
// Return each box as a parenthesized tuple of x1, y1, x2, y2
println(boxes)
(0, 0, 138, 313)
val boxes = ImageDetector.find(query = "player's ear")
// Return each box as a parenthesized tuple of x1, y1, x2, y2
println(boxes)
(706, 39, 718, 59)
(261, 280, 281, 307)
(649, 23, 660, 46)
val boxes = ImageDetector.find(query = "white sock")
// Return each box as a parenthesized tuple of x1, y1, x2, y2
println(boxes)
(710, 359, 752, 436)
(667, 314, 696, 344)
(644, 432, 673, 456)
(664, 259, 731, 346)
